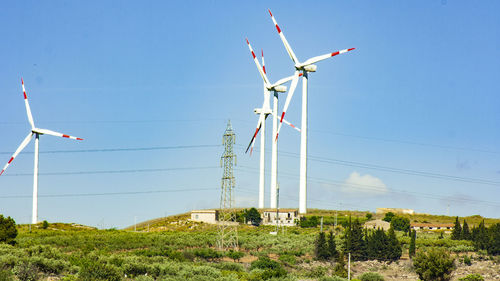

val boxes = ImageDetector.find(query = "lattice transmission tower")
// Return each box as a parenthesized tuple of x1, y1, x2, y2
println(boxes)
(217, 120, 238, 250)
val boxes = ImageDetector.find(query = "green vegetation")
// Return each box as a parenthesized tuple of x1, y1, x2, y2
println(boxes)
(0, 215, 17, 245)
(413, 248, 455, 281)
(459, 273, 484, 281)
(0, 210, 498, 280)
(358, 272, 384, 281)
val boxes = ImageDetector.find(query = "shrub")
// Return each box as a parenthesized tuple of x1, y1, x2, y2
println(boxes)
(319, 276, 348, 281)
(449, 245, 475, 253)
(192, 248, 222, 261)
(226, 250, 245, 262)
(413, 248, 455, 281)
(13, 261, 38, 281)
(462, 255, 472, 266)
(358, 272, 385, 281)
(250, 256, 287, 280)
(278, 254, 297, 266)
(458, 273, 484, 281)
(42, 221, 49, 230)
(0, 269, 14, 281)
(305, 266, 328, 278)
(0, 215, 17, 245)
(78, 259, 122, 281)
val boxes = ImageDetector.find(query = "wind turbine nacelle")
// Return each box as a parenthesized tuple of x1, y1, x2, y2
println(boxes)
(274, 85, 287, 93)
(304, 64, 317, 72)
(254, 108, 262, 114)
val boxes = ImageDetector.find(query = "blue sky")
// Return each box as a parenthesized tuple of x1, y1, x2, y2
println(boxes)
(0, 1, 499, 228)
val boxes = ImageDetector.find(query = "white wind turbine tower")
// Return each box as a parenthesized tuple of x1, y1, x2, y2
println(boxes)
(0, 78, 84, 224)
(268, 9, 355, 214)
(244, 39, 300, 209)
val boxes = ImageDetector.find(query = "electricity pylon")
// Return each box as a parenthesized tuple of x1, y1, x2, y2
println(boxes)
(217, 120, 238, 250)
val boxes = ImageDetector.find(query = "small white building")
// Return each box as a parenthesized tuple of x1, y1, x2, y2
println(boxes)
(411, 223, 454, 232)
(190, 210, 218, 224)
(261, 209, 299, 227)
(376, 208, 415, 215)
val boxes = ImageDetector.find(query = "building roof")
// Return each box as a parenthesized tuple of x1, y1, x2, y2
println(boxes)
(191, 210, 217, 214)
(411, 223, 454, 228)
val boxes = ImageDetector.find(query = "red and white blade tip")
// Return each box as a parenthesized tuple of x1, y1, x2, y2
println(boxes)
(331, 48, 356, 57)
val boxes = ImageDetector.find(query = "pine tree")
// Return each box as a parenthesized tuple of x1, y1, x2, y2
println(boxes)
(461, 219, 471, 240)
(333, 252, 348, 278)
(451, 216, 462, 240)
(327, 231, 338, 260)
(387, 227, 402, 261)
(475, 220, 489, 250)
(409, 229, 416, 258)
(343, 217, 366, 261)
(366, 228, 387, 261)
(315, 231, 329, 260)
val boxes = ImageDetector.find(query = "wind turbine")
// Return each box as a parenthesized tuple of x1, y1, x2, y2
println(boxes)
(268, 9, 355, 214)
(244, 39, 300, 209)
(0, 78, 84, 224)
(247, 49, 300, 209)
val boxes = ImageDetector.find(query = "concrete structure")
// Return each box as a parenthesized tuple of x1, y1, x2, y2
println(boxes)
(411, 223, 454, 232)
(191, 210, 218, 224)
(364, 219, 391, 231)
(261, 208, 300, 226)
(376, 208, 414, 215)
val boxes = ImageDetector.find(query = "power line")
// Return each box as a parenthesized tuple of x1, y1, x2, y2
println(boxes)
(0, 187, 218, 199)
(238, 144, 500, 187)
(235, 166, 500, 208)
(1, 166, 219, 176)
(0, 144, 221, 155)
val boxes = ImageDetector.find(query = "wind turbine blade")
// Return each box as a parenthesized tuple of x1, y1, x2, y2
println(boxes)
(301, 48, 356, 66)
(35, 128, 83, 140)
(21, 78, 35, 129)
(271, 74, 295, 87)
(268, 9, 300, 65)
(270, 111, 300, 133)
(246, 38, 271, 87)
(245, 113, 264, 154)
(261, 49, 266, 74)
(0, 132, 34, 176)
(276, 71, 300, 140)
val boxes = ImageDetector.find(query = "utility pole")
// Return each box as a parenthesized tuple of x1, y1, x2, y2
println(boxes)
(217, 120, 239, 250)
(276, 183, 280, 233)
(134, 216, 137, 232)
(348, 252, 351, 280)
(320, 216, 324, 232)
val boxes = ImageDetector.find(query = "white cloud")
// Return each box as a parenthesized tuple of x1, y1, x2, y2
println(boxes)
(341, 172, 388, 194)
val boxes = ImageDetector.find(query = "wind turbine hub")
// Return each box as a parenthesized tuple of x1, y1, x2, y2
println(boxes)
(273, 85, 287, 93)
(304, 64, 317, 72)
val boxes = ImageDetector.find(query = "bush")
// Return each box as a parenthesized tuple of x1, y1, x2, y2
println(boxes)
(0, 215, 17, 245)
(42, 221, 49, 229)
(192, 248, 222, 261)
(462, 255, 472, 266)
(250, 256, 287, 280)
(413, 248, 455, 281)
(358, 272, 385, 281)
(458, 273, 484, 281)
(78, 259, 122, 281)
(226, 250, 245, 262)
(0, 269, 14, 281)
(278, 254, 297, 266)
(319, 276, 348, 281)
(13, 261, 38, 281)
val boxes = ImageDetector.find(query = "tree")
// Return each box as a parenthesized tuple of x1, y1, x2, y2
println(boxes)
(42, 220, 49, 229)
(366, 228, 388, 261)
(365, 213, 373, 220)
(409, 229, 416, 258)
(343, 217, 366, 261)
(333, 252, 347, 278)
(451, 217, 462, 240)
(246, 208, 262, 226)
(390, 216, 410, 232)
(327, 231, 338, 260)
(473, 220, 488, 250)
(461, 220, 471, 240)
(0, 215, 17, 245)
(382, 212, 395, 223)
(386, 227, 402, 261)
(413, 248, 455, 281)
(315, 232, 329, 260)
(486, 223, 500, 255)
